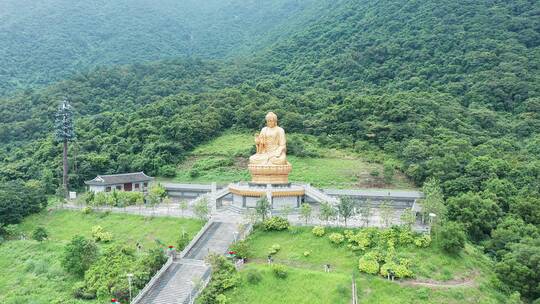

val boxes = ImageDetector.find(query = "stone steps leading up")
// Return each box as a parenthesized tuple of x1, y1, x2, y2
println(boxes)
(136, 261, 209, 304)
(133, 221, 241, 303)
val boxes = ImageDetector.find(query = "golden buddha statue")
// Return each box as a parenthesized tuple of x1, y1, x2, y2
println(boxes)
(248, 112, 292, 184)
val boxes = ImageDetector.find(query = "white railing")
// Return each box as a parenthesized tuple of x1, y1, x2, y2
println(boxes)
(304, 184, 338, 204)
(178, 220, 215, 259)
(182, 266, 212, 304)
(131, 256, 174, 304)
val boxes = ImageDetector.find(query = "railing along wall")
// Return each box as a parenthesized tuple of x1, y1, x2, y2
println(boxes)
(131, 256, 174, 304)
(185, 222, 254, 304)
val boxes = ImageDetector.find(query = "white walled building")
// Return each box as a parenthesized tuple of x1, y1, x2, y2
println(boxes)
(84, 172, 153, 193)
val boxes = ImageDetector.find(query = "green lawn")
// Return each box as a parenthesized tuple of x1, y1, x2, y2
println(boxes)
(163, 132, 415, 189)
(0, 210, 204, 304)
(223, 227, 507, 304)
(227, 264, 352, 304)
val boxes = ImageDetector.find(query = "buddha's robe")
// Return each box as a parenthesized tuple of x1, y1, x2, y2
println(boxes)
(249, 126, 287, 165)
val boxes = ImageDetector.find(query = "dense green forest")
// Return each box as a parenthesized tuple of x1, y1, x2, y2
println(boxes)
(1, 0, 539, 301)
(0, 0, 325, 96)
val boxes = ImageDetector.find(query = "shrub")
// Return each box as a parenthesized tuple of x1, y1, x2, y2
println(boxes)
(343, 229, 354, 240)
(32, 226, 48, 241)
(62, 235, 99, 276)
(328, 233, 345, 245)
(381, 228, 399, 245)
(140, 247, 168, 276)
(176, 231, 191, 251)
(159, 165, 177, 177)
(199, 254, 239, 304)
(78, 245, 139, 302)
(437, 221, 466, 254)
(91, 225, 113, 243)
(348, 231, 371, 251)
(216, 294, 230, 304)
(414, 234, 431, 248)
(336, 284, 349, 297)
(229, 240, 251, 259)
(398, 229, 415, 245)
(72, 282, 96, 300)
(380, 260, 414, 279)
(272, 264, 288, 279)
(312, 226, 325, 237)
(358, 253, 380, 275)
(268, 244, 281, 255)
(82, 206, 93, 214)
(263, 217, 289, 231)
(245, 269, 263, 284)
(2, 224, 19, 239)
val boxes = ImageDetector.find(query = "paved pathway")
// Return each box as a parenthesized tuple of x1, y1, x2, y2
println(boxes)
(134, 221, 239, 304)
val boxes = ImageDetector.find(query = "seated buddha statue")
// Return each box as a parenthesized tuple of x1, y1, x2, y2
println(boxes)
(249, 112, 289, 166)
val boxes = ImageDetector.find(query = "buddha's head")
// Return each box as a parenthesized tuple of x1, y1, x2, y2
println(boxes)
(265, 112, 278, 128)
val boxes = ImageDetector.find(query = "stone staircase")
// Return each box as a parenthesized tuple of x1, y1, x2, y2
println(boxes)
(304, 184, 339, 204)
(133, 221, 241, 304)
(136, 260, 209, 304)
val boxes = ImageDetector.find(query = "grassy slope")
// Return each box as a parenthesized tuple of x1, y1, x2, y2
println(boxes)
(0, 210, 203, 304)
(225, 227, 506, 304)
(164, 132, 414, 189)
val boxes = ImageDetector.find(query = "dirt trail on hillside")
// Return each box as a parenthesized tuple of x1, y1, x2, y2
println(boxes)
(399, 270, 479, 288)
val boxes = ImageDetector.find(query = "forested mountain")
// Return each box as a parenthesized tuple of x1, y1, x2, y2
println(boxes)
(0, 0, 324, 96)
(1, 0, 539, 301)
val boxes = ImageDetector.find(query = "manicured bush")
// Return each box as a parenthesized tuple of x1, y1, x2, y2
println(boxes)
(381, 227, 399, 245)
(268, 244, 281, 255)
(380, 260, 414, 279)
(348, 231, 371, 251)
(414, 234, 431, 248)
(245, 269, 263, 284)
(437, 221, 466, 254)
(32, 226, 48, 241)
(272, 264, 288, 279)
(328, 233, 345, 245)
(343, 229, 354, 240)
(82, 206, 93, 214)
(358, 252, 380, 275)
(263, 217, 290, 231)
(398, 229, 415, 245)
(91, 225, 113, 243)
(312, 226, 325, 237)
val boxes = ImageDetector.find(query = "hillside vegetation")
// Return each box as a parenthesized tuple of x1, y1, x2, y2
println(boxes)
(0, 210, 203, 303)
(1, 0, 539, 301)
(0, 0, 326, 96)
(224, 227, 507, 303)
(168, 132, 414, 189)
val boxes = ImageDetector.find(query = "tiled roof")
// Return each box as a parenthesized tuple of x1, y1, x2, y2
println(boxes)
(84, 172, 153, 186)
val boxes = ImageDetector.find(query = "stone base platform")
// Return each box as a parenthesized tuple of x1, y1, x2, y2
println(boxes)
(248, 163, 292, 184)
(228, 182, 304, 210)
